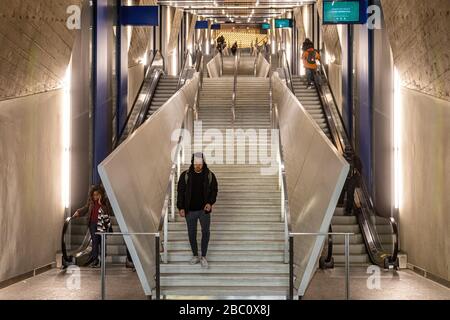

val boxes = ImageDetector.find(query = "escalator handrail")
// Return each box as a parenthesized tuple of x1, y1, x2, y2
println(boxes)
(278, 50, 295, 95)
(114, 50, 161, 148)
(313, 67, 345, 156)
(317, 62, 399, 268)
(61, 216, 73, 263)
(318, 63, 352, 146)
(177, 49, 192, 90)
(131, 69, 164, 133)
(61, 216, 91, 265)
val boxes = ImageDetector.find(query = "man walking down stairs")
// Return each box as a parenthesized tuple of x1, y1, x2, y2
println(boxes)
(177, 152, 218, 269)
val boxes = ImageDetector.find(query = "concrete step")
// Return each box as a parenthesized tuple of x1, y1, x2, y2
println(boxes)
(168, 230, 285, 241)
(160, 274, 288, 287)
(212, 200, 281, 206)
(157, 286, 288, 298)
(168, 250, 284, 262)
(166, 240, 285, 251)
(168, 222, 284, 232)
(174, 214, 280, 222)
(161, 262, 288, 274)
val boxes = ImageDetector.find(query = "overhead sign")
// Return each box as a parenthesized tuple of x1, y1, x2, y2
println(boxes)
(261, 23, 271, 30)
(275, 19, 293, 28)
(323, 0, 368, 24)
(195, 20, 209, 29)
(211, 23, 221, 30)
(120, 6, 159, 26)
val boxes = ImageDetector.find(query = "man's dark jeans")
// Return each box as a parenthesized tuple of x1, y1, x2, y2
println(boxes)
(185, 210, 211, 257)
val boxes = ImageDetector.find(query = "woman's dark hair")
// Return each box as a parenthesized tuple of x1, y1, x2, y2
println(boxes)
(88, 184, 106, 202)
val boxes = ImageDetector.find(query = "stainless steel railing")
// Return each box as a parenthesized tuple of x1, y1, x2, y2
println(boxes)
(98, 232, 160, 300)
(288, 232, 354, 300)
(231, 49, 239, 127)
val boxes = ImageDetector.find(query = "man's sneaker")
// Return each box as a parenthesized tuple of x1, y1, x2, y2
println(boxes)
(200, 257, 209, 269)
(189, 256, 200, 265)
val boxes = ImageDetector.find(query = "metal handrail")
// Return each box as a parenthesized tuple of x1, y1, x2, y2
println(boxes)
(231, 49, 239, 126)
(253, 52, 259, 76)
(97, 231, 160, 300)
(268, 53, 293, 293)
(220, 51, 224, 76)
(289, 232, 354, 300)
(158, 71, 202, 266)
(268, 53, 292, 266)
(158, 102, 192, 264)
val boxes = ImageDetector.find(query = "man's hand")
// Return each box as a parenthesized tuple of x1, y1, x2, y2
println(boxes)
(204, 204, 212, 212)
(179, 209, 185, 217)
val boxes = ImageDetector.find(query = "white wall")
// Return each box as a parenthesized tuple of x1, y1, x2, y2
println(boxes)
(0, 90, 65, 282)
(398, 87, 450, 282)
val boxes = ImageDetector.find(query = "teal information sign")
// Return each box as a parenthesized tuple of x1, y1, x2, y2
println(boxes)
(323, 1, 360, 23)
(275, 19, 293, 28)
(261, 23, 271, 30)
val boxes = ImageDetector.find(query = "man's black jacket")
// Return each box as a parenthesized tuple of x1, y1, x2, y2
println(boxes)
(177, 167, 218, 212)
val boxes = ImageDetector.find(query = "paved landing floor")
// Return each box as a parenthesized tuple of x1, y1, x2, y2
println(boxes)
(0, 266, 448, 300)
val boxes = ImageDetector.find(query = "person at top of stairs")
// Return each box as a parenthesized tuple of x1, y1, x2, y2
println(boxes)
(302, 39, 321, 89)
(177, 152, 219, 269)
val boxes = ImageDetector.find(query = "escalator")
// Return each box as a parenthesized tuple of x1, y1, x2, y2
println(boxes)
(314, 63, 398, 269)
(277, 51, 398, 269)
(61, 50, 202, 268)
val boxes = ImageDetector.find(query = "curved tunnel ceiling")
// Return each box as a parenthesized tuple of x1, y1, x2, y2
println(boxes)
(157, 0, 317, 23)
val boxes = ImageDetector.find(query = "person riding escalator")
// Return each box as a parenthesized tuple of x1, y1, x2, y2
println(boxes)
(72, 185, 112, 268)
(302, 39, 321, 89)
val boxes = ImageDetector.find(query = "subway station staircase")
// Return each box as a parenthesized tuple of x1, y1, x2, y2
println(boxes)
(158, 75, 290, 298)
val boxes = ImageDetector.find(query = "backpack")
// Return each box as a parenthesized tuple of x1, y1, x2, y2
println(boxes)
(185, 170, 213, 186)
(306, 50, 317, 65)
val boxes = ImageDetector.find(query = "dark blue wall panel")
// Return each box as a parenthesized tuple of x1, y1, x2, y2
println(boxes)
(93, 0, 113, 184)
(356, 25, 373, 193)
(121, 5, 159, 26)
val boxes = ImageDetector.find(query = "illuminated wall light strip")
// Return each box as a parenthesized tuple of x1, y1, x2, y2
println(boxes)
(62, 58, 72, 210)
(394, 67, 402, 210)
